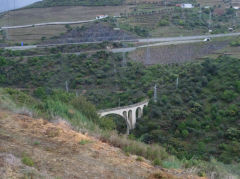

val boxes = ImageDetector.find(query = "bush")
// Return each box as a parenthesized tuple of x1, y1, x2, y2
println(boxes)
(182, 130, 189, 138)
(98, 116, 116, 130)
(153, 158, 161, 166)
(79, 139, 91, 145)
(0, 57, 7, 66)
(22, 155, 34, 167)
(33, 87, 47, 99)
(71, 96, 99, 122)
(221, 90, 237, 102)
(158, 19, 169, 26)
(136, 156, 143, 161)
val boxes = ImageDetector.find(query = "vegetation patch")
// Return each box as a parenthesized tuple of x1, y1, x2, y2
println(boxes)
(22, 155, 34, 167)
(79, 139, 91, 145)
(136, 156, 143, 161)
(0, 50, 239, 177)
(29, 0, 124, 7)
(44, 22, 137, 44)
(230, 37, 240, 47)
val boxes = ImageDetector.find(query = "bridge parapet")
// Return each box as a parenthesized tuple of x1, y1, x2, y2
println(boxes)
(98, 99, 149, 114)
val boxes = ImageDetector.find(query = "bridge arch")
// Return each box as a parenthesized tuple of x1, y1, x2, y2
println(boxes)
(98, 99, 149, 134)
(136, 107, 142, 119)
(102, 113, 125, 120)
(101, 113, 127, 133)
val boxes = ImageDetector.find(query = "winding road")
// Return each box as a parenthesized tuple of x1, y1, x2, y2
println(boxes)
(0, 18, 106, 30)
(4, 32, 240, 52)
(139, 32, 240, 43)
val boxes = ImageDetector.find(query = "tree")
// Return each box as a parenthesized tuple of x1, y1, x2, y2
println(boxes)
(0, 57, 7, 66)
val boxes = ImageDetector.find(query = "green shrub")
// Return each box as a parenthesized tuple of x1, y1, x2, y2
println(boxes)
(236, 81, 240, 92)
(98, 116, 116, 130)
(221, 90, 237, 102)
(33, 141, 40, 146)
(136, 156, 143, 161)
(182, 130, 189, 138)
(22, 155, 34, 167)
(153, 158, 161, 166)
(158, 19, 169, 26)
(33, 87, 47, 99)
(198, 171, 206, 177)
(71, 96, 99, 122)
(79, 139, 91, 145)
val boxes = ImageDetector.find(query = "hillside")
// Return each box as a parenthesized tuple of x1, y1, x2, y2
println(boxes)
(43, 22, 137, 44)
(0, 88, 210, 179)
(29, 0, 124, 7)
(1, 46, 240, 177)
(1, 0, 240, 45)
(0, 0, 240, 178)
(0, 110, 170, 178)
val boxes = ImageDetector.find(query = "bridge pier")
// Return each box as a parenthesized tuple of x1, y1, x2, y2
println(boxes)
(98, 100, 149, 134)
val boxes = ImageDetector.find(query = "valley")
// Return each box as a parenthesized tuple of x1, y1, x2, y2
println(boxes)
(0, 0, 240, 178)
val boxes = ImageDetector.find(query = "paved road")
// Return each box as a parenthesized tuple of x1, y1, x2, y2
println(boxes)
(4, 40, 202, 52)
(5, 45, 37, 50)
(0, 18, 105, 30)
(111, 39, 203, 53)
(1, 39, 222, 58)
(3, 32, 240, 51)
(139, 32, 240, 43)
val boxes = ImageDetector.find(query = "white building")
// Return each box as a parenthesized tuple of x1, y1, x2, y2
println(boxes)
(96, 15, 108, 20)
(181, 4, 194, 9)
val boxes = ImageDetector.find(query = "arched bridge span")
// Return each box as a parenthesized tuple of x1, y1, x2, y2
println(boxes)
(98, 99, 149, 134)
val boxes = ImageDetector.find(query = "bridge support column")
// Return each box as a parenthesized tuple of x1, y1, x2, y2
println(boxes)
(132, 109, 137, 129)
(123, 111, 130, 135)
(126, 120, 130, 135)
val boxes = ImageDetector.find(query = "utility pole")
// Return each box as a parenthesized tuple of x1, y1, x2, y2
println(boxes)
(113, 62, 117, 74)
(154, 84, 157, 103)
(5, 2, 10, 41)
(199, 6, 202, 21)
(146, 36, 151, 64)
(208, 10, 212, 30)
(176, 76, 179, 89)
(114, 62, 119, 89)
(65, 81, 69, 93)
(122, 52, 127, 67)
(76, 90, 79, 97)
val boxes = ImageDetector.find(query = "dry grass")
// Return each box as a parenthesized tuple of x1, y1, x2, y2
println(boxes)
(129, 40, 229, 65)
(0, 109, 206, 179)
(0, 5, 133, 44)
(6, 25, 67, 44)
(0, 110, 155, 178)
(0, 6, 132, 26)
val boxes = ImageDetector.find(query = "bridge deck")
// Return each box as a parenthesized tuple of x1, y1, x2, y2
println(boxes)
(98, 99, 149, 113)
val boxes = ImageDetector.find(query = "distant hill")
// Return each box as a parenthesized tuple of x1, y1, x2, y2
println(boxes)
(30, 0, 124, 7)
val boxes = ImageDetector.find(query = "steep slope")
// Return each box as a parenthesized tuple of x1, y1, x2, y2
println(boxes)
(30, 0, 124, 7)
(0, 110, 204, 179)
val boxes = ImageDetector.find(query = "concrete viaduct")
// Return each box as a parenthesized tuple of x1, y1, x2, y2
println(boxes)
(98, 99, 149, 134)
